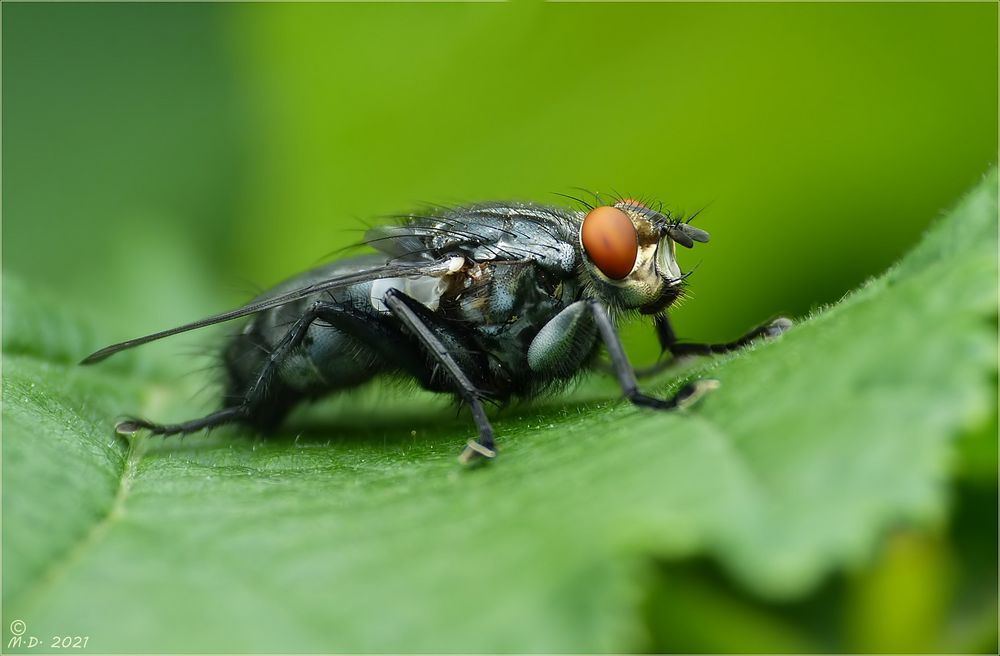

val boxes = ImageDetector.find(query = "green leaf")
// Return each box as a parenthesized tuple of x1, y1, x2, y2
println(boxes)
(3, 170, 996, 652)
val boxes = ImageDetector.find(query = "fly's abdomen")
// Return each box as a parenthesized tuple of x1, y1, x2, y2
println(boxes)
(223, 294, 385, 399)
(279, 321, 382, 392)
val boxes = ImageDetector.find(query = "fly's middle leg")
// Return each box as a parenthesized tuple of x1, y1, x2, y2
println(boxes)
(381, 289, 496, 465)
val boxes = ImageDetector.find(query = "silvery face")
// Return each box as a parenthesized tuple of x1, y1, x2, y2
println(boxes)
(579, 202, 705, 314)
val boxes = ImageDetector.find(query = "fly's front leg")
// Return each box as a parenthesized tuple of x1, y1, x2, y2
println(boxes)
(590, 300, 719, 410)
(631, 314, 793, 380)
(656, 314, 792, 357)
(382, 289, 496, 465)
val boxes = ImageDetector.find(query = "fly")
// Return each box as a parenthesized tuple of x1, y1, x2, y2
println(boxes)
(81, 197, 792, 464)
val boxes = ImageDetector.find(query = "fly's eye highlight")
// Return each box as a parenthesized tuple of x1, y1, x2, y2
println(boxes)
(581, 206, 639, 280)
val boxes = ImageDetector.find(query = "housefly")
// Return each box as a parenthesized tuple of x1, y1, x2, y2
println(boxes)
(82, 197, 791, 464)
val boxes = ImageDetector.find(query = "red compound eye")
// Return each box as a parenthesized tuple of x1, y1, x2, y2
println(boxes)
(581, 206, 638, 280)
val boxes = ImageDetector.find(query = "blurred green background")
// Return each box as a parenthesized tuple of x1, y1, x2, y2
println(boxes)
(3, 2, 997, 652)
(5, 2, 996, 359)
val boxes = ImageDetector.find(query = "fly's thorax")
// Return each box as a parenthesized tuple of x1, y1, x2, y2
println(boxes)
(450, 259, 566, 327)
(369, 256, 465, 313)
(578, 201, 696, 313)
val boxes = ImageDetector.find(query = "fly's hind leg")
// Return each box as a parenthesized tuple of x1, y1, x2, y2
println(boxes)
(116, 300, 357, 438)
(116, 406, 249, 436)
(381, 289, 496, 465)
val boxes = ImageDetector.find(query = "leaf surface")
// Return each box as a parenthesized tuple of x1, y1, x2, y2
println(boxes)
(3, 171, 996, 652)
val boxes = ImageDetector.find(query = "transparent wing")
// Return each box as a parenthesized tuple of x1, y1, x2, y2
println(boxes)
(80, 256, 460, 364)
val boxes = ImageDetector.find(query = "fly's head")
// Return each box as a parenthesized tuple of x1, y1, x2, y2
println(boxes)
(578, 200, 709, 314)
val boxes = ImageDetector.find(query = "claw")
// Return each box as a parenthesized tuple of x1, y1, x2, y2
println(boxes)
(458, 439, 497, 466)
(764, 317, 793, 338)
(675, 378, 721, 409)
(115, 419, 148, 435)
